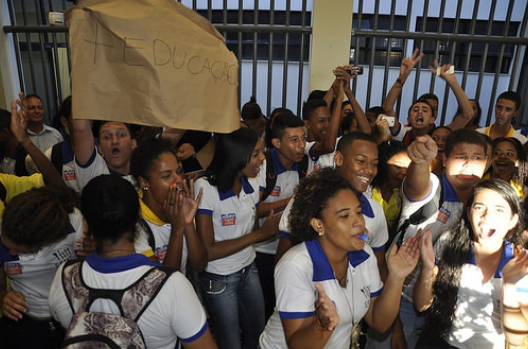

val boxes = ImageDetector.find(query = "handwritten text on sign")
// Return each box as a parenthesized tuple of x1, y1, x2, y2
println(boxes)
(84, 23, 237, 85)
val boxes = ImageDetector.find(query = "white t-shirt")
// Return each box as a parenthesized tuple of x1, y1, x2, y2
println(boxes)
(259, 239, 383, 348)
(49, 253, 209, 349)
(195, 176, 260, 275)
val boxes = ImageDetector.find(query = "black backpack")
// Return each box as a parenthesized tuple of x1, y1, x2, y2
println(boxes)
(261, 150, 308, 202)
(61, 259, 176, 349)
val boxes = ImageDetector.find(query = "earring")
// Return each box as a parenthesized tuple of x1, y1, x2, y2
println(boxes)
(142, 187, 149, 191)
(318, 230, 324, 237)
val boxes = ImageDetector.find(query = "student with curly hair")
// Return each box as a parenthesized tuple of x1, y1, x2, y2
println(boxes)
(0, 185, 83, 349)
(414, 179, 525, 348)
(260, 168, 419, 349)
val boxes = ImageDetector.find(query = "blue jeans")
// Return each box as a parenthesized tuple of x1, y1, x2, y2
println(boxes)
(199, 262, 265, 349)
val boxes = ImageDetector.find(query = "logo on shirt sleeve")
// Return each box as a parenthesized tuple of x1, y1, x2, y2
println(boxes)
(221, 213, 236, 226)
(436, 206, 451, 224)
(270, 186, 281, 197)
(155, 245, 168, 263)
(5, 262, 22, 275)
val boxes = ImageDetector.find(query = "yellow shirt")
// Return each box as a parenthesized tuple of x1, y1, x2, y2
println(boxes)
(371, 187, 401, 231)
(0, 173, 44, 217)
(481, 172, 524, 198)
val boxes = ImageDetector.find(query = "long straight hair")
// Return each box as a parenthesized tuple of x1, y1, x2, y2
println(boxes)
(206, 128, 259, 193)
(421, 178, 524, 341)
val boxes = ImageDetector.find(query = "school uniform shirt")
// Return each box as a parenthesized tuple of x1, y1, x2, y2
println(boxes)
(477, 124, 528, 144)
(74, 147, 136, 190)
(259, 239, 383, 349)
(139, 199, 188, 273)
(43, 140, 80, 192)
(27, 124, 63, 153)
(434, 234, 513, 349)
(250, 149, 302, 255)
(195, 176, 260, 275)
(304, 137, 340, 173)
(391, 173, 463, 301)
(49, 253, 209, 349)
(0, 209, 83, 318)
(278, 192, 388, 252)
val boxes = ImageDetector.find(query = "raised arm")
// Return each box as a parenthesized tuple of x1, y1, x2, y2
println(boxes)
(429, 61, 473, 131)
(341, 66, 370, 135)
(72, 116, 95, 166)
(11, 95, 64, 186)
(502, 249, 528, 348)
(404, 135, 437, 201)
(383, 49, 424, 135)
(308, 74, 344, 158)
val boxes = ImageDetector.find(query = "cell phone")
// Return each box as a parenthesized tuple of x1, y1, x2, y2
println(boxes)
(346, 66, 364, 75)
(381, 115, 395, 127)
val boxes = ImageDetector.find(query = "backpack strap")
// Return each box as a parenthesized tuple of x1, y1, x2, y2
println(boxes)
(140, 218, 156, 252)
(262, 151, 308, 202)
(62, 259, 176, 322)
(394, 178, 444, 248)
(261, 151, 277, 202)
(298, 154, 308, 178)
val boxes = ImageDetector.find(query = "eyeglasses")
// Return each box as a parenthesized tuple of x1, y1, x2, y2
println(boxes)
(26, 105, 44, 111)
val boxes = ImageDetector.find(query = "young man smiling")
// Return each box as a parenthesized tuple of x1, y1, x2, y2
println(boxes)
(24, 94, 63, 153)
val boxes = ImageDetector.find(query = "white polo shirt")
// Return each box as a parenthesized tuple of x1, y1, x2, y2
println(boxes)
(279, 192, 388, 252)
(43, 140, 80, 192)
(74, 147, 136, 190)
(251, 149, 301, 255)
(49, 253, 209, 349)
(304, 137, 340, 173)
(259, 239, 383, 349)
(195, 176, 260, 275)
(0, 209, 84, 318)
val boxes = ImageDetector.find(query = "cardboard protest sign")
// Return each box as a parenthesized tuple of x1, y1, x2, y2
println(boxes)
(67, 0, 240, 133)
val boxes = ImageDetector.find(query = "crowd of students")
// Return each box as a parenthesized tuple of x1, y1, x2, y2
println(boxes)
(0, 49, 527, 349)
